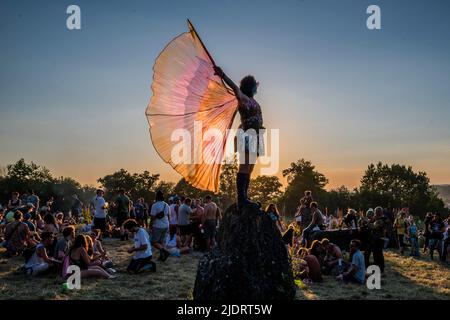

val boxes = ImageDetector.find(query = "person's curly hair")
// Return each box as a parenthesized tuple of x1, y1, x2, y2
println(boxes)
(239, 75, 257, 97)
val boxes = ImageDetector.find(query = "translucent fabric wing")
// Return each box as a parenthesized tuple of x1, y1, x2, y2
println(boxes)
(146, 23, 238, 193)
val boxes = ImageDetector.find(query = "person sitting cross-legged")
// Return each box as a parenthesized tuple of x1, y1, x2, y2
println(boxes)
(123, 219, 156, 274)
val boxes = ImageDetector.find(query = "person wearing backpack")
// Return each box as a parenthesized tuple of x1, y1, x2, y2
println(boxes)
(149, 190, 170, 261)
(25, 232, 60, 276)
(3, 211, 35, 257)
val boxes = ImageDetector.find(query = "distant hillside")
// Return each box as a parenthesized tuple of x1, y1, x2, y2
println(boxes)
(435, 185, 450, 208)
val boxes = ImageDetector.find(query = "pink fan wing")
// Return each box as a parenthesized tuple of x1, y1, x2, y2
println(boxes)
(146, 30, 238, 193)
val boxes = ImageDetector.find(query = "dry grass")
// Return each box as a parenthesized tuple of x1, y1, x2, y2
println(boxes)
(1, 242, 449, 300)
(296, 250, 450, 300)
(0, 239, 200, 300)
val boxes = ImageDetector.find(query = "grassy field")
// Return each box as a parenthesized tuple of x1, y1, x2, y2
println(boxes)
(1, 240, 449, 300)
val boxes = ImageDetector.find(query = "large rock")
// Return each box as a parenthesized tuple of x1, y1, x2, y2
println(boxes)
(193, 203, 296, 300)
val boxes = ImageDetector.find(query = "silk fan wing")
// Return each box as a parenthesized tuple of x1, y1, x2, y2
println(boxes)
(146, 20, 238, 193)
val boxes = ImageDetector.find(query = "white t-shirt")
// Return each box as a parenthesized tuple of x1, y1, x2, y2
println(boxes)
(165, 233, 177, 249)
(169, 203, 178, 225)
(26, 243, 45, 268)
(150, 201, 169, 229)
(133, 228, 152, 260)
(92, 196, 106, 219)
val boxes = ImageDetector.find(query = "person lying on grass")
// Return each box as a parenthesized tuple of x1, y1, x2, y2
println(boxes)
(25, 232, 60, 276)
(123, 219, 156, 273)
(336, 239, 366, 285)
(66, 234, 116, 279)
(164, 225, 190, 258)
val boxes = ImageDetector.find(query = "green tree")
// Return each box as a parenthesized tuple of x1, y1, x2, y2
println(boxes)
(218, 156, 238, 208)
(155, 180, 175, 198)
(325, 185, 353, 213)
(97, 169, 160, 201)
(0, 159, 56, 203)
(358, 162, 445, 217)
(279, 159, 329, 216)
(173, 178, 210, 200)
(248, 175, 283, 208)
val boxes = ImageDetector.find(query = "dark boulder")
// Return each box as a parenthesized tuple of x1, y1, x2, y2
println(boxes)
(193, 203, 296, 300)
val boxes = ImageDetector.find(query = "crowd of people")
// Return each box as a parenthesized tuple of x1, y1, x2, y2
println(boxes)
(0, 188, 449, 288)
(0, 188, 222, 278)
(283, 191, 450, 286)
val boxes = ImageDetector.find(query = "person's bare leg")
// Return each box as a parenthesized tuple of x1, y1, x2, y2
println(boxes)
(186, 235, 193, 248)
(82, 267, 113, 279)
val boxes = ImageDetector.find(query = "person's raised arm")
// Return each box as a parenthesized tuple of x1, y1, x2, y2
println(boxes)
(213, 66, 246, 102)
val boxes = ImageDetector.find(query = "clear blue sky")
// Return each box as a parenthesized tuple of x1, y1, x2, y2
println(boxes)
(1, 0, 449, 188)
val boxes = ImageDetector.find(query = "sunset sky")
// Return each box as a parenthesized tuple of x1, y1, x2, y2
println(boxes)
(1, 0, 450, 190)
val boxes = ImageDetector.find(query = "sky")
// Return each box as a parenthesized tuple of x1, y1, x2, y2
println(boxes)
(1, 0, 450, 190)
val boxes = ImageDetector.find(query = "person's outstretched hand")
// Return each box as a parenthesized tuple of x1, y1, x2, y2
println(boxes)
(213, 66, 224, 78)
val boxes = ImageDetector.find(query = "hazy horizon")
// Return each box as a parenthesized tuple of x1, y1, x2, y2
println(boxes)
(1, 0, 450, 190)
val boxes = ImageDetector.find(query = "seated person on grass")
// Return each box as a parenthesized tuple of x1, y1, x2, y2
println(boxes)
(309, 239, 326, 267)
(54, 226, 75, 260)
(297, 247, 323, 283)
(321, 238, 344, 275)
(164, 225, 190, 257)
(66, 234, 116, 279)
(123, 219, 156, 274)
(336, 239, 366, 285)
(23, 213, 36, 232)
(43, 213, 59, 236)
(35, 213, 45, 232)
(25, 232, 60, 276)
(3, 211, 36, 257)
(91, 229, 113, 268)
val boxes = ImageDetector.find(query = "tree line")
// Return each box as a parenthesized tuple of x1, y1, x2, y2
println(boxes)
(0, 158, 447, 219)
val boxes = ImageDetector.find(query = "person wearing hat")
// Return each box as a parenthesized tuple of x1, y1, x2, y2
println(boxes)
(24, 231, 60, 276)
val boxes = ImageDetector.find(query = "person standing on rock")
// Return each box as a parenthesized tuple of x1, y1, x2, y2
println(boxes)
(213, 66, 264, 208)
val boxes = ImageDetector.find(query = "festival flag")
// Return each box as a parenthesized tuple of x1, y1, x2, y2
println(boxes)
(146, 20, 238, 193)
